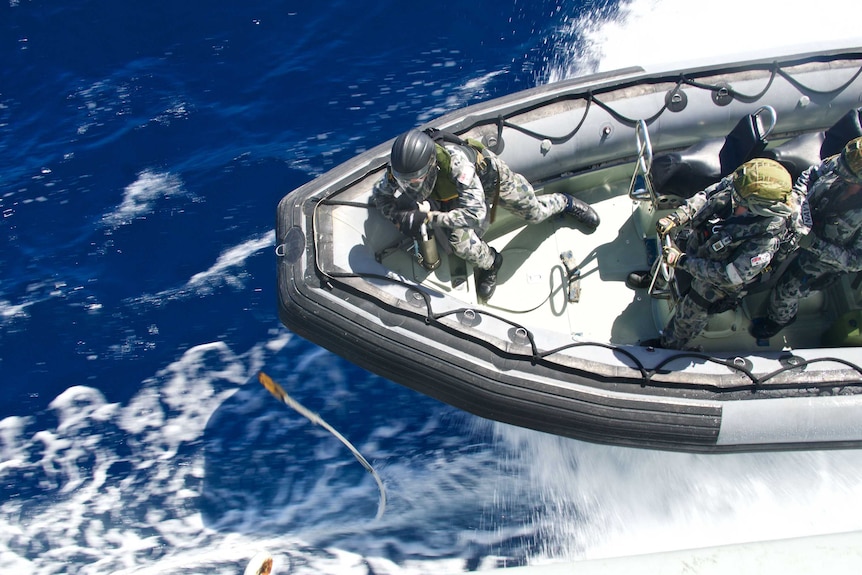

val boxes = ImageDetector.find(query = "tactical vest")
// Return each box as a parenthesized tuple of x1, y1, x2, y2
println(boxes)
(424, 128, 488, 203)
(807, 158, 862, 233)
(693, 216, 788, 262)
(686, 187, 792, 262)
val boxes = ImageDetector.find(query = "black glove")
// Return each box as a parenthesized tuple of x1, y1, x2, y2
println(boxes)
(395, 210, 426, 236)
(394, 192, 419, 211)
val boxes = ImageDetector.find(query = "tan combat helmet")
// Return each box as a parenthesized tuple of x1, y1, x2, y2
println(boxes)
(731, 157, 792, 202)
(839, 136, 862, 183)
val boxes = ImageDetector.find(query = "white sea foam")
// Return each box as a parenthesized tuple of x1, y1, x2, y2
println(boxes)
(0, 416, 31, 474)
(185, 232, 272, 292)
(0, 331, 524, 573)
(544, 0, 862, 81)
(493, 424, 862, 563)
(0, 338, 272, 574)
(129, 231, 272, 306)
(101, 170, 187, 228)
(6, 1, 862, 573)
(418, 70, 508, 123)
(0, 298, 30, 321)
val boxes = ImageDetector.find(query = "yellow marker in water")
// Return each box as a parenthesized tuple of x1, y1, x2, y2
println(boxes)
(243, 551, 274, 575)
(258, 371, 287, 403)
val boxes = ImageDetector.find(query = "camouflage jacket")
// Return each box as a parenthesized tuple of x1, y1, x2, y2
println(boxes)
(796, 155, 862, 272)
(670, 177, 791, 290)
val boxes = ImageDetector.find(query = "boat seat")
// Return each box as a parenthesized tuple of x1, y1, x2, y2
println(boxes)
(763, 106, 862, 179)
(651, 109, 772, 198)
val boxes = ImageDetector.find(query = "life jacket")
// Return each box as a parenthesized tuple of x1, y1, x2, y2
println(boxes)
(422, 128, 489, 203)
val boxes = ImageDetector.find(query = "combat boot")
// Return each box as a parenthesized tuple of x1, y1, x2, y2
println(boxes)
(476, 248, 503, 301)
(563, 194, 600, 230)
(625, 270, 652, 290)
(749, 316, 795, 339)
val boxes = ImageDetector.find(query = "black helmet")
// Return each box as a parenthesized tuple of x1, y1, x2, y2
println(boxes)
(390, 129, 438, 200)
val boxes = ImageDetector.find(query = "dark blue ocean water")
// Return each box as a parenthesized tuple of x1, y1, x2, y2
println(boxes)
(3, 1, 862, 573)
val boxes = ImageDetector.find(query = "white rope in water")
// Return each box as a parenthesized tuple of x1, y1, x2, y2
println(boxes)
(258, 371, 387, 520)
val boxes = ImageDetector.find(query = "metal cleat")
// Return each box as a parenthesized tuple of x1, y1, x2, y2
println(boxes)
(560, 250, 581, 303)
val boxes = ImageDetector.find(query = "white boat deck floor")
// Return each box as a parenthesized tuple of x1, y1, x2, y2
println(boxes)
(399, 187, 655, 347)
(484, 191, 651, 346)
(401, 184, 851, 353)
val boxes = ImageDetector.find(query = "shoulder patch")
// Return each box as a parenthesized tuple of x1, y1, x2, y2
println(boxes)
(445, 144, 478, 186)
(456, 164, 476, 185)
(750, 252, 771, 267)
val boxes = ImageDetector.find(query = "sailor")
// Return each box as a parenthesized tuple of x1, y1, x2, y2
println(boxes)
(750, 136, 862, 339)
(372, 128, 600, 301)
(642, 158, 798, 350)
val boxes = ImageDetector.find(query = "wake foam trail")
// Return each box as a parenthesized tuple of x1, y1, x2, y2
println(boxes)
(493, 423, 862, 562)
(0, 331, 545, 573)
(508, 0, 862, 563)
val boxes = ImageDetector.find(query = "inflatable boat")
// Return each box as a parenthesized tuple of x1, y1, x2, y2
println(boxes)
(276, 47, 862, 452)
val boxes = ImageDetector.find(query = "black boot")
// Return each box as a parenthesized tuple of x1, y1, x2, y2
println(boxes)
(476, 249, 503, 301)
(625, 270, 652, 290)
(749, 316, 795, 339)
(563, 194, 600, 230)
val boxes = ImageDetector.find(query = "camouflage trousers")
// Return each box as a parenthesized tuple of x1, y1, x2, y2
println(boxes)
(661, 278, 741, 349)
(766, 251, 841, 325)
(449, 158, 567, 270)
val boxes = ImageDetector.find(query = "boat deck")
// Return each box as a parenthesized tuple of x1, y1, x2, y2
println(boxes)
(377, 169, 855, 354)
(285, 49, 862, 452)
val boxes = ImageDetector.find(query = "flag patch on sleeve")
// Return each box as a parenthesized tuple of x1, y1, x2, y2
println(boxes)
(750, 252, 770, 267)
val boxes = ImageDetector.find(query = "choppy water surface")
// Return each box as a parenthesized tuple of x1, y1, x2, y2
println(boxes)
(2, 0, 862, 573)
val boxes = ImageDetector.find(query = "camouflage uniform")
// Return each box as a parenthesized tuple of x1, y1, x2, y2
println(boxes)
(660, 177, 793, 349)
(765, 155, 862, 325)
(373, 144, 568, 270)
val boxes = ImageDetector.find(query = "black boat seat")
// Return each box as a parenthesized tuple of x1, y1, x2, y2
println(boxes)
(763, 106, 862, 179)
(651, 108, 773, 198)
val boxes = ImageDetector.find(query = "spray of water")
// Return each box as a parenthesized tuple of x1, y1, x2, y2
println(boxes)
(495, 424, 862, 562)
(506, 0, 862, 562)
(543, 0, 862, 82)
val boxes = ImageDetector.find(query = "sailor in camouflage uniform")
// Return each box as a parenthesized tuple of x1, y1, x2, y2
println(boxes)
(751, 136, 862, 339)
(646, 158, 797, 349)
(373, 129, 600, 301)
